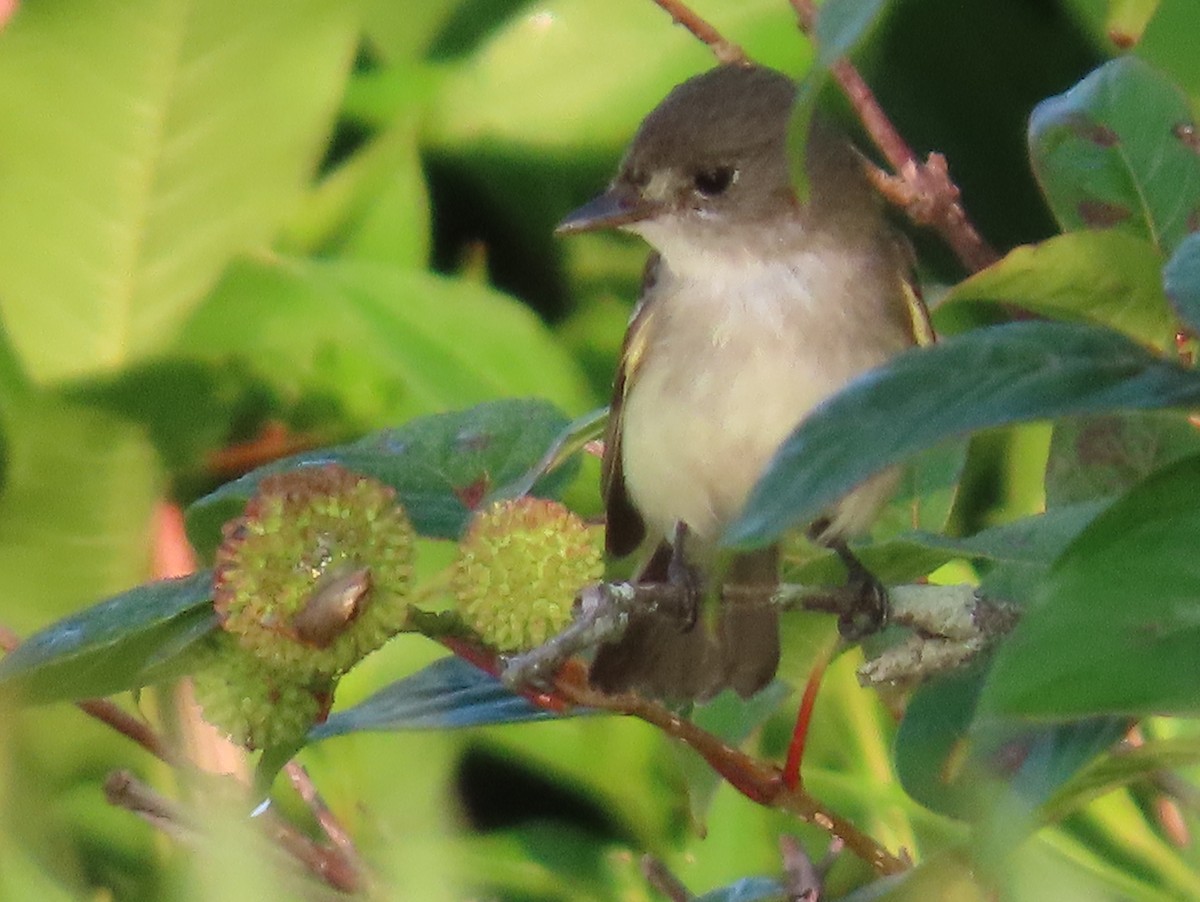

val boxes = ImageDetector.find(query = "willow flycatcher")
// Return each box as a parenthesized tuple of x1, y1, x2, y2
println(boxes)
(557, 64, 921, 700)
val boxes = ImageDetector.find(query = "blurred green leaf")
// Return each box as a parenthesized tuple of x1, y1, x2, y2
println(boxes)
(725, 321, 1200, 549)
(427, 0, 807, 154)
(310, 655, 578, 741)
(186, 398, 577, 555)
(280, 119, 432, 269)
(871, 441, 969, 539)
(1135, 0, 1200, 95)
(1044, 736, 1200, 822)
(1106, 0, 1160, 48)
(974, 718, 1130, 866)
(939, 231, 1174, 350)
(1164, 231, 1200, 336)
(175, 256, 592, 430)
(0, 572, 214, 704)
(61, 358, 275, 472)
(1044, 411, 1200, 506)
(982, 453, 1200, 717)
(0, 395, 165, 633)
(362, 0, 465, 62)
(894, 668, 986, 819)
(0, 0, 360, 382)
(1029, 56, 1200, 255)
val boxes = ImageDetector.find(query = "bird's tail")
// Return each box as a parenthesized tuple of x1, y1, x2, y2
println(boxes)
(588, 545, 779, 701)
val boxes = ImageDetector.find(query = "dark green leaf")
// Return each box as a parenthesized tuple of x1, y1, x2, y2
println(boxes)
(0, 571, 215, 704)
(186, 398, 577, 557)
(871, 440, 969, 539)
(1028, 56, 1200, 255)
(973, 718, 1129, 862)
(1044, 410, 1200, 506)
(894, 668, 987, 819)
(1044, 736, 1200, 823)
(938, 231, 1173, 349)
(981, 453, 1200, 717)
(724, 321, 1200, 549)
(309, 656, 579, 740)
(1164, 231, 1200, 336)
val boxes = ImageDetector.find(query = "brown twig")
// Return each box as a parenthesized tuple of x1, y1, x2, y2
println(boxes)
(285, 763, 364, 871)
(2, 623, 368, 894)
(106, 769, 365, 894)
(642, 855, 694, 901)
(787, 0, 999, 273)
(648, 0, 748, 64)
(550, 659, 905, 874)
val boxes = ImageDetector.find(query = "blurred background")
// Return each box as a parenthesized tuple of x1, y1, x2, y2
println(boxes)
(0, 0, 1194, 899)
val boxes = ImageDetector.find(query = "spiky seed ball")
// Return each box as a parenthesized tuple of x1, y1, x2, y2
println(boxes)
(213, 464, 414, 678)
(191, 633, 334, 751)
(454, 498, 603, 652)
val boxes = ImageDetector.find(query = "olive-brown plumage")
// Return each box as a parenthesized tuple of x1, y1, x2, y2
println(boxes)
(558, 64, 917, 700)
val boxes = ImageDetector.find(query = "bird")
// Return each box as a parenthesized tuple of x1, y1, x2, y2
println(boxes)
(556, 63, 921, 701)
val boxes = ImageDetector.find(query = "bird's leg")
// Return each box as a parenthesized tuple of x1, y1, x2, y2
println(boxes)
(831, 538, 888, 640)
(667, 520, 702, 631)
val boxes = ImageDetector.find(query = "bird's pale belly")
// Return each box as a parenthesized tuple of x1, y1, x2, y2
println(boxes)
(620, 332, 841, 544)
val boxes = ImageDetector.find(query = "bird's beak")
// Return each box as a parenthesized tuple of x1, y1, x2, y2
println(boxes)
(555, 186, 660, 235)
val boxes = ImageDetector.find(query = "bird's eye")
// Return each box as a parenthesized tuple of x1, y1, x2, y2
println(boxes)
(693, 166, 737, 197)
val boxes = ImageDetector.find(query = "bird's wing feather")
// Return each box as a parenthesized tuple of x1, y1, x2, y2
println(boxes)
(602, 254, 663, 557)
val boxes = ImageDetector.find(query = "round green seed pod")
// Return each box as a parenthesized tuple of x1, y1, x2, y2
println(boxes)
(191, 633, 333, 751)
(213, 464, 414, 678)
(454, 498, 603, 652)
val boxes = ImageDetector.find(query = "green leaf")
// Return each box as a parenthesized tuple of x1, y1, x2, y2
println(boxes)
(1135, 0, 1200, 96)
(61, 358, 274, 472)
(309, 656, 577, 741)
(724, 321, 1200, 549)
(981, 453, 1200, 718)
(939, 231, 1174, 350)
(1028, 56, 1200, 255)
(1164, 231, 1200, 336)
(0, 0, 360, 382)
(871, 440, 969, 539)
(0, 571, 215, 704)
(0, 395, 166, 633)
(427, 0, 807, 154)
(186, 398, 578, 556)
(279, 119, 432, 269)
(174, 256, 593, 430)
(1044, 411, 1200, 506)
(1044, 736, 1200, 823)
(894, 668, 987, 819)
(1106, 0, 1160, 48)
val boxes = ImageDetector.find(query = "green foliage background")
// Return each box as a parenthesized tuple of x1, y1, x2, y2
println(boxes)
(2, 0, 1200, 899)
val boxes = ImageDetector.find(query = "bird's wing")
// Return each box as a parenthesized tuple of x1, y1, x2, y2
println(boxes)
(601, 254, 663, 558)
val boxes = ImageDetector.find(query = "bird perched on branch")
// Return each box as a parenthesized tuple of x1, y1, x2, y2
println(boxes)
(557, 64, 922, 700)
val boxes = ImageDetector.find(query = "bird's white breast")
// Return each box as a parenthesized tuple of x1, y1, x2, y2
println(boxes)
(620, 243, 907, 545)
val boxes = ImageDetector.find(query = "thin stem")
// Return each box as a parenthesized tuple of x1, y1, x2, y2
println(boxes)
(788, 0, 999, 272)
